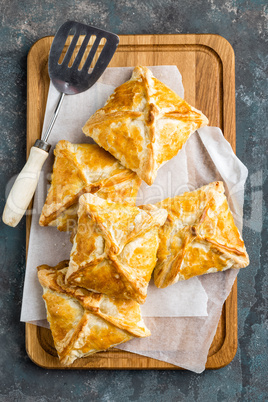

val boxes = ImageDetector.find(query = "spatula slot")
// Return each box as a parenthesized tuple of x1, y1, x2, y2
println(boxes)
(80, 35, 102, 73)
(57, 27, 76, 65)
(76, 35, 96, 70)
(85, 37, 107, 72)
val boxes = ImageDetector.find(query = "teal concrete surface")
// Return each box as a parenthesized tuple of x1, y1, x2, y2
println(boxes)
(0, 1, 267, 401)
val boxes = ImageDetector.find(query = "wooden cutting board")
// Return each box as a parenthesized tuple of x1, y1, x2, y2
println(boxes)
(25, 34, 237, 369)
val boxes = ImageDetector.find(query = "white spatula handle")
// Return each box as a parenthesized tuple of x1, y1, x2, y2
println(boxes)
(2, 140, 51, 227)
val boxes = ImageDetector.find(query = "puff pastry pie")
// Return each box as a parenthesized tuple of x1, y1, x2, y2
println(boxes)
(66, 193, 167, 304)
(83, 65, 209, 185)
(154, 181, 249, 287)
(37, 261, 150, 366)
(39, 140, 141, 231)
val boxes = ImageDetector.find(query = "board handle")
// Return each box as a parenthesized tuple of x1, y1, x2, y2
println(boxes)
(2, 140, 51, 227)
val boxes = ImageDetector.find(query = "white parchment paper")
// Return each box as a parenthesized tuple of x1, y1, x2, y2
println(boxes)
(20, 66, 248, 373)
(21, 66, 207, 325)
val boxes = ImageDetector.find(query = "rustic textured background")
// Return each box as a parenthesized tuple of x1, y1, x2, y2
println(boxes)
(0, 0, 267, 400)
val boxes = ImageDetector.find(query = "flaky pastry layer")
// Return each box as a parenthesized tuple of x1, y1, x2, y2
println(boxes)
(39, 140, 141, 231)
(83, 66, 209, 185)
(66, 193, 167, 304)
(154, 181, 249, 287)
(37, 261, 150, 366)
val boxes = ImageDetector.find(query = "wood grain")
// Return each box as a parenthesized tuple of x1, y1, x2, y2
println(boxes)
(26, 34, 237, 370)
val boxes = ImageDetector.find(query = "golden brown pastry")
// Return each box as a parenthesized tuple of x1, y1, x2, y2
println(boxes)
(154, 182, 249, 288)
(39, 140, 141, 231)
(82, 65, 209, 185)
(37, 261, 150, 366)
(66, 193, 167, 304)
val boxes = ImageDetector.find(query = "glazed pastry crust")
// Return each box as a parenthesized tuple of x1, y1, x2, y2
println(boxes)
(154, 182, 249, 288)
(37, 261, 150, 366)
(66, 193, 167, 304)
(39, 140, 141, 231)
(83, 66, 209, 185)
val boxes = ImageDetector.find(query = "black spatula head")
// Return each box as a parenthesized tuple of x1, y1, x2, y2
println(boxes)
(48, 20, 119, 95)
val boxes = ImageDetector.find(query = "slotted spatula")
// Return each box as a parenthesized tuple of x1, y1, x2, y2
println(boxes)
(3, 21, 119, 227)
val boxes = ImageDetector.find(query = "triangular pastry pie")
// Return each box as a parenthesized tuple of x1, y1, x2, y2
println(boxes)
(154, 182, 249, 288)
(66, 193, 167, 304)
(82, 65, 209, 185)
(37, 261, 150, 366)
(39, 140, 141, 231)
